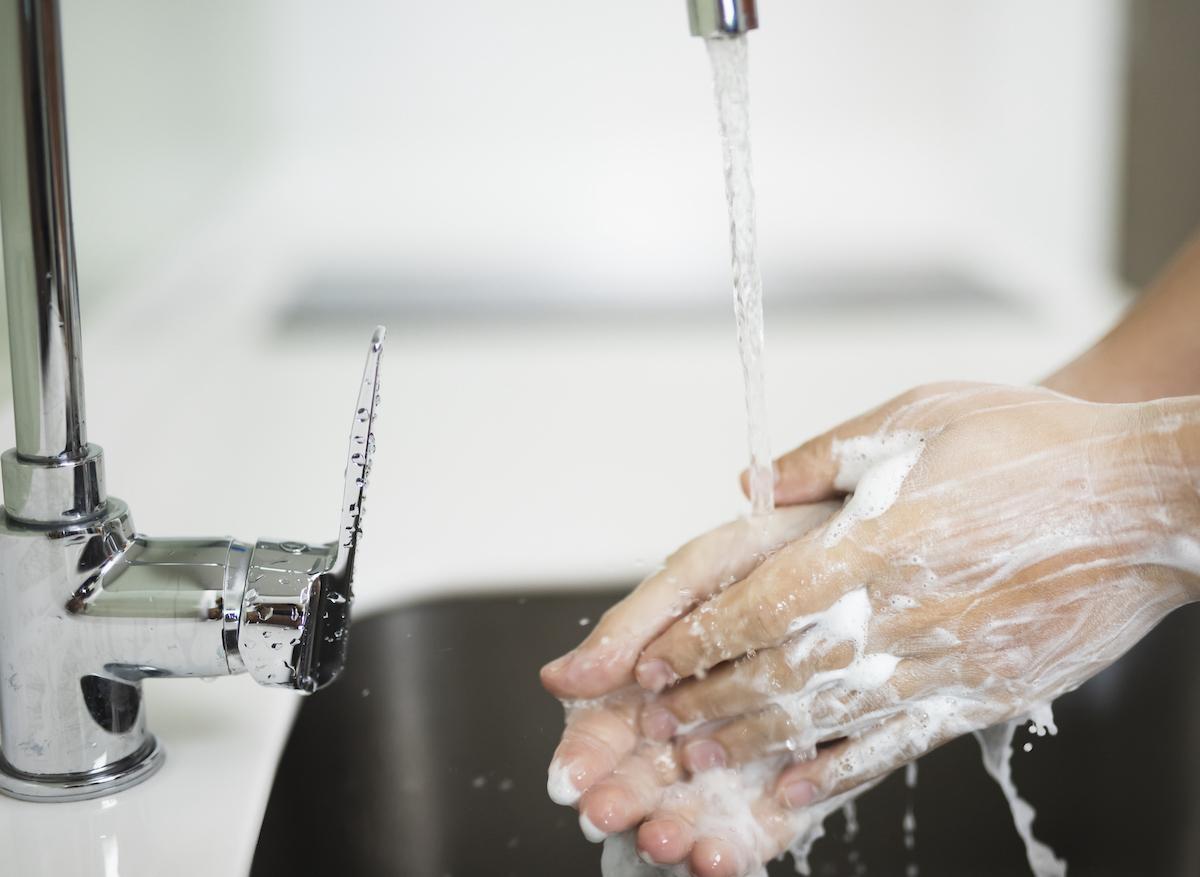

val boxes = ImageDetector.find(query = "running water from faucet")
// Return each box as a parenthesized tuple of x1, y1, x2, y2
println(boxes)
(706, 35, 774, 518)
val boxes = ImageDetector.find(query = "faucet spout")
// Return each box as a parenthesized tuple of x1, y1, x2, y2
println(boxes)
(686, 0, 758, 38)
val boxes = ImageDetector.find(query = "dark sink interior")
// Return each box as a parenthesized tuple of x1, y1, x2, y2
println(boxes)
(251, 589, 1200, 877)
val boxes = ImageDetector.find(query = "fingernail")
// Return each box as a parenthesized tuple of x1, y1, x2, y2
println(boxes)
(780, 779, 817, 808)
(546, 760, 582, 806)
(541, 652, 574, 679)
(641, 707, 678, 741)
(684, 739, 727, 772)
(695, 839, 742, 874)
(635, 659, 677, 693)
(579, 812, 608, 844)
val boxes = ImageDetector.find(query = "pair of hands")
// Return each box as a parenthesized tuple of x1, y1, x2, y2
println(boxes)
(540, 383, 1200, 877)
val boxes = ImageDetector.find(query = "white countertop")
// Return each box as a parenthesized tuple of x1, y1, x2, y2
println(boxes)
(0, 190, 1125, 875)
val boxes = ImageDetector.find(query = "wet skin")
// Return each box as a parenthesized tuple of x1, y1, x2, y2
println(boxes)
(542, 383, 1200, 876)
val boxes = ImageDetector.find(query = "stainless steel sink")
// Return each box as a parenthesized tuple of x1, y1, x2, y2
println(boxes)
(251, 589, 1200, 876)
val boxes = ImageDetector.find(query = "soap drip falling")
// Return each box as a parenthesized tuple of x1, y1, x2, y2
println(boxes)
(706, 35, 774, 517)
(903, 761, 919, 877)
(976, 721, 1066, 877)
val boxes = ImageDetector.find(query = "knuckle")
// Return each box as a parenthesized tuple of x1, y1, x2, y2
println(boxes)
(896, 386, 929, 407)
(820, 640, 857, 672)
(662, 685, 703, 722)
(713, 722, 753, 752)
(653, 616, 692, 658)
(892, 382, 971, 428)
(664, 537, 700, 570)
(753, 649, 792, 690)
(909, 380, 967, 401)
(737, 587, 788, 649)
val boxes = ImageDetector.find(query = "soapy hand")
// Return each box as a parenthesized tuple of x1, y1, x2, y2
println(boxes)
(543, 382, 1200, 877)
(540, 503, 837, 799)
(541, 504, 843, 873)
(631, 384, 1200, 856)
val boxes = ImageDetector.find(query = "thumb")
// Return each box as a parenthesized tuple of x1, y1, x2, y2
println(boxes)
(739, 399, 899, 506)
(540, 503, 838, 699)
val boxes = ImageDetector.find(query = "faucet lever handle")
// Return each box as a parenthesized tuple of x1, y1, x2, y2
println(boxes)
(237, 326, 385, 692)
(333, 324, 385, 578)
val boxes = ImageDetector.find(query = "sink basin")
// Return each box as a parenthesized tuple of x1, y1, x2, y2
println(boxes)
(251, 589, 1200, 876)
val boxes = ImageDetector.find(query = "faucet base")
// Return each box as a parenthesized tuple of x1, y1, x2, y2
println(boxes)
(0, 735, 164, 802)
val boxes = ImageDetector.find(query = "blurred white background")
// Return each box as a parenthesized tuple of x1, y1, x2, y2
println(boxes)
(59, 0, 1128, 319)
(1, 0, 1162, 600)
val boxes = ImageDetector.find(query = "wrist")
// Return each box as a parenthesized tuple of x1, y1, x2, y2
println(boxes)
(1043, 340, 1176, 404)
(1131, 398, 1200, 601)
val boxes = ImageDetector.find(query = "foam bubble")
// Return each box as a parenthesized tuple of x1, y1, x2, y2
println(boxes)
(546, 761, 581, 806)
(826, 431, 925, 547)
(580, 812, 608, 844)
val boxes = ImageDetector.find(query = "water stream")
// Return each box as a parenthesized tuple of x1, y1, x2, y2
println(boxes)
(593, 31, 1065, 877)
(706, 36, 774, 518)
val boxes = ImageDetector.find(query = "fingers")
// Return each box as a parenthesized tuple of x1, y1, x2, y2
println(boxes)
(636, 815, 694, 866)
(688, 704, 795, 770)
(678, 659, 934, 770)
(634, 791, 761, 876)
(547, 697, 640, 806)
(640, 640, 856, 742)
(773, 703, 960, 808)
(577, 741, 682, 842)
(636, 767, 810, 876)
(743, 382, 975, 506)
(541, 503, 838, 699)
(742, 395, 905, 506)
(636, 535, 881, 690)
(688, 836, 752, 877)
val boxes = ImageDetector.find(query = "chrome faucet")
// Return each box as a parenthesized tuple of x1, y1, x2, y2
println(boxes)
(686, 0, 758, 37)
(0, 0, 382, 801)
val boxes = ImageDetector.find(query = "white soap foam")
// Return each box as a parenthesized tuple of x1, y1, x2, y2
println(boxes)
(599, 761, 781, 877)
(1142, 534, 1200, 581)
(843, 652, 902, 691)
(600, 832, 669, 877)
(580, 812, 609, 844)
(831, 431, 926, 492)
(785, 587, 871, 644)
(826, 431, 925, 547)
(681, 765, 774, 861)
(1027, 702, 1057, 737)
(547, 760, 582, 806)
(773, 588, 902, 751)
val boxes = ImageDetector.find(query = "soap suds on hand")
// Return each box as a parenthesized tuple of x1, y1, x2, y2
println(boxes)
(826, 430, 926, 547)
(580, 812, 609, 844)
(547, 760, 583, 806)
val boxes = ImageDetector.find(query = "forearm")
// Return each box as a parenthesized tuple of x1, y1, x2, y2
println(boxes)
(1044, 229, 1200, 402)
(1131, 396, 1200, 602)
